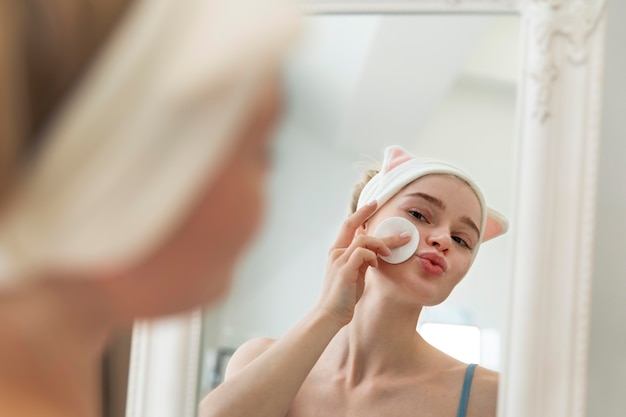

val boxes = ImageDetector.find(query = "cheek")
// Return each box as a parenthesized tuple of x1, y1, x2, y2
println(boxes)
(449, 252, 473, 284)
(203, 162, 269, 256)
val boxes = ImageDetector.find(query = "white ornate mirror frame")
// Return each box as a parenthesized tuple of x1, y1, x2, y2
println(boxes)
(125, 1, 608, 417)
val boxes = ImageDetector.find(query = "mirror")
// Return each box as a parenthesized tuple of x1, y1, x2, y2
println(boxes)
(197, 13, 520, 397)
(125, 2, 607, 417)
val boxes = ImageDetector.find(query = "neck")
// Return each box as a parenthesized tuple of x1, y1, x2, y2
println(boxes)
(324, 275, 434, 385)
(0, 277, 120, 417)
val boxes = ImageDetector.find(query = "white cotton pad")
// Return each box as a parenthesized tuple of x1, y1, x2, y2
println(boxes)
(373, 217, 420, 264)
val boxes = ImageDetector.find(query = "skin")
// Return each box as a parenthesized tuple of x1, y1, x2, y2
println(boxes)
(199, 174, 498, 417)
(0, 77, 283, 417)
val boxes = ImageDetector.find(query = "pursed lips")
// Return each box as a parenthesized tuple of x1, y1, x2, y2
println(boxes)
(416, 252, 448, 276)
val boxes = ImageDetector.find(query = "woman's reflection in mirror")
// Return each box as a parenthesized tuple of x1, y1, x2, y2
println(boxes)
(199, 145, 508, 417)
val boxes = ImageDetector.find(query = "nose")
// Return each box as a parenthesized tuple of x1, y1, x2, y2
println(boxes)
(426, 229, 451, 252)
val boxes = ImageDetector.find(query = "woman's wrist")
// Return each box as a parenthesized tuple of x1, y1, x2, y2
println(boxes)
(308, 304, 349, 334)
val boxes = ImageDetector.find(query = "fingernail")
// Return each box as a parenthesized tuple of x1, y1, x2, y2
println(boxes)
(400, 231, 411, 238)
(367, 200, 378, 207)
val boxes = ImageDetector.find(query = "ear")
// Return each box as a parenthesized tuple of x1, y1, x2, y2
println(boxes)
(382, 145, 413, 173)
(482, 208, 509, 242)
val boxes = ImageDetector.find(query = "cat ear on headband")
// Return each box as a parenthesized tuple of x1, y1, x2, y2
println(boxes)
(483, 208, 509, 242)
(381, 145, 412, 173)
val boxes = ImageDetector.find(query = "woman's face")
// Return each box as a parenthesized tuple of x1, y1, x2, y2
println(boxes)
(102, 78, 282, 318)
(363, 174, 482, 306)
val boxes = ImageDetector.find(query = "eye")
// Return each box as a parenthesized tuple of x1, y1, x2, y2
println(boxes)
(409, 210, 427, 222)
(452, 236, 472, 250)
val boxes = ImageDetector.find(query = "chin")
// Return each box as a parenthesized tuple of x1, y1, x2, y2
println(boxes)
(153, 271, 236, 318)
(400, 276, 451, 306)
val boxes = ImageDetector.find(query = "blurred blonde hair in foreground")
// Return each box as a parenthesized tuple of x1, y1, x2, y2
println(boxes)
(0, 0, 299, 285)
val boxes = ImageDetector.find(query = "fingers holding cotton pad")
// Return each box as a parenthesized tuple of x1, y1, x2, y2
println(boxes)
(373, 217, 419, 264)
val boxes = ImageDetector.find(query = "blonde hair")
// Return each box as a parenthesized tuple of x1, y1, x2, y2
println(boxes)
(350, 167, 379, 215)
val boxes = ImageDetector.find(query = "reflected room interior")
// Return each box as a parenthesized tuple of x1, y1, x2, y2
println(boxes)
(198, 13, 520, 397)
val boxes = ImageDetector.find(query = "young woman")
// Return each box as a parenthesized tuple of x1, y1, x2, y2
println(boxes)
(0, 0, 298, 416)
(199, 145, 508, 417)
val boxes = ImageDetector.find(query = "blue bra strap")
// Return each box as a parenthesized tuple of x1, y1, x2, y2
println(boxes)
(456, 363, 477, 417)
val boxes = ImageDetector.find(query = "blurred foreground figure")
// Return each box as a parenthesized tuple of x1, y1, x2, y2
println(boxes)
(0, 0, 298, 416)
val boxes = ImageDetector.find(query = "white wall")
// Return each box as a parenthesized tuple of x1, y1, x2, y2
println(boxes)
(586, 1, 626, 415)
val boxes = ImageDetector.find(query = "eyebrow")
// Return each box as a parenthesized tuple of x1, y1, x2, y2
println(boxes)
(407, 192, 481, 239)
(408, 192, 446, 210)
(461, 216, 481, 240)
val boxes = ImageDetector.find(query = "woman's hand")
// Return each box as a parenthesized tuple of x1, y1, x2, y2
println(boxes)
(317, 202, 410, 327)
(199, 202, 411, 417)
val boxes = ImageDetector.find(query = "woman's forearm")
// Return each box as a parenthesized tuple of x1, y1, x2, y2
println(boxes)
(198, 308, 342, 417)
(199, 203, 392, 417)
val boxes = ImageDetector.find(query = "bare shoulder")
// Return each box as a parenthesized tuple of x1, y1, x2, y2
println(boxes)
(467, 365, 499, 417)
(224, 337, 277, 379)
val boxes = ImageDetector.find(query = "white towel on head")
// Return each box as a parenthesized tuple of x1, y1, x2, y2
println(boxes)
(0, 0, 300, 284)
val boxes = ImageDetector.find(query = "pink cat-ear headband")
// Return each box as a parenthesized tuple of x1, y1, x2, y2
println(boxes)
(356, 145, 508, 243)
